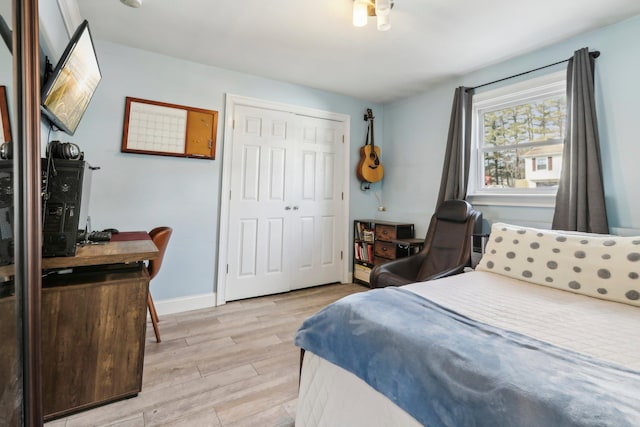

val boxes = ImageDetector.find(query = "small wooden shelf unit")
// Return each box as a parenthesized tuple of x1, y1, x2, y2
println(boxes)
(353, 220, 422, 287)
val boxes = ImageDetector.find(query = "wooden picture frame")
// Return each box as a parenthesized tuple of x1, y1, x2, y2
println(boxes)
(0, 86, 11, 143)
(121, 97, 218, 160)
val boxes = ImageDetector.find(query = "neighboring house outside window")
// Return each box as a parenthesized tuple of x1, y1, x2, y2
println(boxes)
(469, 71, 566, 207)
(521, 143, 563, 188)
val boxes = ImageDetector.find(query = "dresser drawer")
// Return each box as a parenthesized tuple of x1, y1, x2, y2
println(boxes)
(375, 224, 413, 241)
(375, 225, 396, 241)
(374, 240, 398, 260)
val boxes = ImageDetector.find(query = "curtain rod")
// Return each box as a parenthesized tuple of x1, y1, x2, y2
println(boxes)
(466, 50, 600, 92)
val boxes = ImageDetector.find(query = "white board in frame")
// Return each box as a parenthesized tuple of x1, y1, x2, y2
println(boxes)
(121, 96, 218, 160)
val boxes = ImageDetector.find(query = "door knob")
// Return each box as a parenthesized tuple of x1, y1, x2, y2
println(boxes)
(293, 206, 299, 210)
(285, 206, 292, 210)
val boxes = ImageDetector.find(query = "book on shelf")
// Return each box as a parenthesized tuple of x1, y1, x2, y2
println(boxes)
(363, 229, 374, 243)
(355, 221, 374, 242)
(354, 242, 374, 263)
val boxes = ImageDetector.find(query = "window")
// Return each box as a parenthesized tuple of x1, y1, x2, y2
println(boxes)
(535, 157, 548, 171)
(469, 71, 566, 206)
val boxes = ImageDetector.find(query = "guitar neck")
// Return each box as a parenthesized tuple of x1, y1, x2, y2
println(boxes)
(366, 108, 375, 148)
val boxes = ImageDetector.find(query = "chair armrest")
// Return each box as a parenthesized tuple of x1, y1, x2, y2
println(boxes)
(369, 253, 425, 288)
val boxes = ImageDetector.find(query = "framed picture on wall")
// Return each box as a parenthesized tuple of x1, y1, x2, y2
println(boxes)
(0, 86, 11, 143)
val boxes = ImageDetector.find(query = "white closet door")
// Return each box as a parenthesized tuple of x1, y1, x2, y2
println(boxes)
(289, 116, 344, 290)
(226, 106, 296, 301)
(225, 106, 345, 301)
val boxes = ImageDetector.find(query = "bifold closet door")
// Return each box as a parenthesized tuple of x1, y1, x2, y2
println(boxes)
(225, 106, 344, 301)
(288, 115, 344, 290)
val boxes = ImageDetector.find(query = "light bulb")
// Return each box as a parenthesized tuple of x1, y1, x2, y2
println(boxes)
(377, 14, 390, 31)
(353, 0, 368, 27)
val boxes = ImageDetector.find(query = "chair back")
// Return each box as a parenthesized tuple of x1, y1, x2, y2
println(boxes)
(148, 226, 173, 280)
(415, 200, 481, 281)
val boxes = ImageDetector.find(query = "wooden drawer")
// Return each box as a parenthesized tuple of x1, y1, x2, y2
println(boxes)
(375, 224, 396, 241)
(375, 224, 414, 241)
(374, 240, 398, 260)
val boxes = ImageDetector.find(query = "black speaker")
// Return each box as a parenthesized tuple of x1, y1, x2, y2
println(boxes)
(41, 158, 88, 257)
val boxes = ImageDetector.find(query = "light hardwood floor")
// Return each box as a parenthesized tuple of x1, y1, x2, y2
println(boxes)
(45, 283, 366, 427)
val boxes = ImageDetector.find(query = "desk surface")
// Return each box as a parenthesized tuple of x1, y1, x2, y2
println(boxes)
(42, 232, 159, 270)
(0, 232, 159, 275)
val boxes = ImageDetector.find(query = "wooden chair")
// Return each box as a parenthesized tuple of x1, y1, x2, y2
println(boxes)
(148, 226, 173, 343)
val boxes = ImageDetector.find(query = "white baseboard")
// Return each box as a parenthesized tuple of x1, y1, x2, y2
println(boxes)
(153, 292, 217, 316)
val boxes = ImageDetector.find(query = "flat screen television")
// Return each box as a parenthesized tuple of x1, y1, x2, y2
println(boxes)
(41, 20, 101, 135)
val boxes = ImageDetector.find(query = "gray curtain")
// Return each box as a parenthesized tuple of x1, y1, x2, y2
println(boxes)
(552, 48, 609, 233)
(436, 86, 473, 207)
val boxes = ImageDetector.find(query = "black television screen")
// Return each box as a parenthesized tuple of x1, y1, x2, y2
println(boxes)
(41, 20, 101, 135)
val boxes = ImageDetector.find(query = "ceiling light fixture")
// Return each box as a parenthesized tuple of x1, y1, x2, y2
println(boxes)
(353, 0, 394, 31)
(121, 0, 143, 8)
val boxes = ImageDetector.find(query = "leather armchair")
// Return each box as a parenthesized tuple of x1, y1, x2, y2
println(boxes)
(369, 200, 481, 288)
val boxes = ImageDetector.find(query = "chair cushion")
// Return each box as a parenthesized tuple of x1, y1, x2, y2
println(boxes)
(435, 200, 471, 222)
(476, 222, 640, 307)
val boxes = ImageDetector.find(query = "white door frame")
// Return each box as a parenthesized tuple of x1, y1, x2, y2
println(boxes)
(216, 94, 351, 305)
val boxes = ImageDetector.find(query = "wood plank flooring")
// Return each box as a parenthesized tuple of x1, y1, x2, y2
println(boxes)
(45, 283, 366, 427)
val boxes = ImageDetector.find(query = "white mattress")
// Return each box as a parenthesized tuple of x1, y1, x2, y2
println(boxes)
(296, 270, 640, 426)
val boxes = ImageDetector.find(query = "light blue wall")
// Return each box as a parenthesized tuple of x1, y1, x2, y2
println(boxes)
(0, 1, 71, 144)
(56, 40, 381, 301)
(10, 5, 640, 303)
(2, 5, 384, 303)
(382, 15, 640, 238)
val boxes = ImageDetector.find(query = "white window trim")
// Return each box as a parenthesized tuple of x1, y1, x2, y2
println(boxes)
(468, 71, 566, 208)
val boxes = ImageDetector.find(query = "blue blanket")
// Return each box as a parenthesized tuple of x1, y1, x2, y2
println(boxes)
(294, 287, 640, 426)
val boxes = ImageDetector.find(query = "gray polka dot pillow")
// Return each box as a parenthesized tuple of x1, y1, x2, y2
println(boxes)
(476, 222, 640, 307)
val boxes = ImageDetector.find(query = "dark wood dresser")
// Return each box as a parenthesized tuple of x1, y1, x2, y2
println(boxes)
(0, 236, 158, 422)
(41, 235, 158, 420)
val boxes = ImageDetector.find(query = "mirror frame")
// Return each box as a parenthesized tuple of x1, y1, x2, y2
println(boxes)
(11, 0, 45, 423)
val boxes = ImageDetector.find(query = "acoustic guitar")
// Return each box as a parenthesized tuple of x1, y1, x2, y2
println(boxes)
(356, 108, 384, 183)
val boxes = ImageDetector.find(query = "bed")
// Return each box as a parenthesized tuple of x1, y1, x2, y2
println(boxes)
(294, 223, 640, 426)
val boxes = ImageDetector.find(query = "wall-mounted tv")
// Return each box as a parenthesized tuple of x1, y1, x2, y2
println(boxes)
(41, 20, 101, 136)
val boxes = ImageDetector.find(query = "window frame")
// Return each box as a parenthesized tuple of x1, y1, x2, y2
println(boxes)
(535, 157, 548, 171)
(467, 71, 566, 208)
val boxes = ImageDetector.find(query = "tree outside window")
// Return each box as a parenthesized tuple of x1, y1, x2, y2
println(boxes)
(470, 71, 567, 200)
(481, 96, 565, 189)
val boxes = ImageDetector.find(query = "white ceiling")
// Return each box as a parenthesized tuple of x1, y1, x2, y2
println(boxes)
(74, 0, 640, 103)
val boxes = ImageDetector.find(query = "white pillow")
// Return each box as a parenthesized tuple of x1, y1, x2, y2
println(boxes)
(477, 222, 640, 307)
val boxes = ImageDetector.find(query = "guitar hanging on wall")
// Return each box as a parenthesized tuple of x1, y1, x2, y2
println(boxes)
(356, 108, 384, 183)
